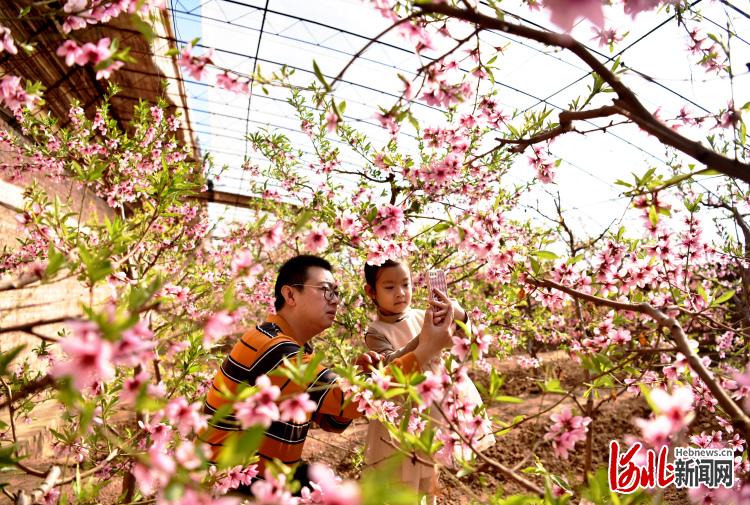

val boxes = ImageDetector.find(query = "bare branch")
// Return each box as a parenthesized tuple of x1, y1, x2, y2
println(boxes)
(531, 277, 750, 437)
(0, 375, 54, 410)
(330, 13, 419, 90)
(416, 2, 750, 184)
(15, 465, 60, 504)
(497, 105, 621, 154)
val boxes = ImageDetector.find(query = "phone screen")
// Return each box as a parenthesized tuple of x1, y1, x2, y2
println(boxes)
(427, 269, 447, 300)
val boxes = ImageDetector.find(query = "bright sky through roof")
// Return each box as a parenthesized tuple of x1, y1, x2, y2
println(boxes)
(169, 0, 750, 244)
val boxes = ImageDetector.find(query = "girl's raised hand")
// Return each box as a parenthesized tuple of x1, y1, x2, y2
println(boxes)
(428, 288, 453, 326)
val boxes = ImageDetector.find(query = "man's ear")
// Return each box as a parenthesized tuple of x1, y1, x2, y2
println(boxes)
(281, 285, 296, 307)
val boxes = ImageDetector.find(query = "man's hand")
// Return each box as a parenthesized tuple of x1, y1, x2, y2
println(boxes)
(355, 351, 382, 373)
(414, 288, 454, 367)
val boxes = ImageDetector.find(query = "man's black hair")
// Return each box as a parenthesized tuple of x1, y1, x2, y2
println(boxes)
(363, 259, 402, 289)
(274, 255, 333, 311)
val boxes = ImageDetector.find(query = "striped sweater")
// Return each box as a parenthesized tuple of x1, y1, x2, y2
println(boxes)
(198, 313, 420, 474)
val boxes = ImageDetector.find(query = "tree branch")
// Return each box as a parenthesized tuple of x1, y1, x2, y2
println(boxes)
(416, 2, 750, 184)
(0, 375, 54, 410)
(531, 277, 750, 437)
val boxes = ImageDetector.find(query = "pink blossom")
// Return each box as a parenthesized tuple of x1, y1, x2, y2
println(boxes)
(325, 110, 338, 133)
(374, 110, 399, 137)
(544, 407, 591, 458)
(260, 221, 284, 249)
(300, 463, 361, 505)
(174, 441, 202, 470)
(623, 0, 663, 17)
(216, 71, 250, 94)
(61, 15, 86, 33)
(177, 46, 213, 80)
(63, 0, 87, 13)
(250, 471, 296, 505)
(0, 27, 17, 55)
(138, 420, 173, 449)
(353, 388, 376, 417)
(163, 397, 207, 436)
(451, 336, 471, 362)
(203, 310, 234, 344)
(133, 447, 176, 496)
(231, 248, 256, 275)
(114, 319, 155, 366)
(51, 320, 115, 389)
(120, 370, 150, 404)
(417, 371, 445, 406)
(517, 356, 540, 369)
(95, 60, 123, 80)
(650, 386, 694, 431)
(304, 222, 331, 253)
(78, 37, 113, 65)
(592, 26, 624, 47)
(56, 40, 81, 66)
(41, 487, 60, 505)
(0, 75, 36, 113)
(279, 392, 317, 424)
(372, 204, 405, 237)
(214, 464, 259, 494)
(543, 0, 604, 32)
(634, 415, 673, 447)
(234, 375, 280, 428)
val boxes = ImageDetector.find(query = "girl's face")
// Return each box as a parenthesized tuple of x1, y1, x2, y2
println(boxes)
(369, 263, 412, 315)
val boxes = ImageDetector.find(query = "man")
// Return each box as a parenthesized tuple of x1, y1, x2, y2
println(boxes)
(199, 255, 453, 489)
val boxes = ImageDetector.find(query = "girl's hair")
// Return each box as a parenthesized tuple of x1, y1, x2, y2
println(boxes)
(364, 259, 402, 288)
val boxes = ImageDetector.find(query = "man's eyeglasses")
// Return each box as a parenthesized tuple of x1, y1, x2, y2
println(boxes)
(290, 283, 341, 303)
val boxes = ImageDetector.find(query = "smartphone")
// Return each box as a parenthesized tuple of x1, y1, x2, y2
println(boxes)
(427, 269, 447, 301)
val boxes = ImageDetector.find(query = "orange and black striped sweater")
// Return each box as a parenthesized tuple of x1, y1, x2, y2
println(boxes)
(198, 313, 420, 474)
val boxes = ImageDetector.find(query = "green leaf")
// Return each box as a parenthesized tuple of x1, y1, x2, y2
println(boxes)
(696, 168, 721, 176)
(46, 244, 66, 277)
(494, 395, 524, 404)
(530, 257, 540, 276)
(541, 378, 565, 394)
(130, 14, 156, 41)
(697, 284, 708, 303)
(531, 250, 558, 261)
(217, 425, 265, 468)
(0, 345, 26, 376)
(712, 290, 735, 306)
(292, 210, 314, 234)
(406, 111, 419, 131)
(312, 60, 330, 92)
(0, 445, 18, 469)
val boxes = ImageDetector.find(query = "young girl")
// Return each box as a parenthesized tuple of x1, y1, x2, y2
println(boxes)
(362, 259, 494, 503)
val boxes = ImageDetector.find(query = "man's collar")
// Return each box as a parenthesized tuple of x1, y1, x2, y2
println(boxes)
(265, 312, 314, 353)
(266, 313, 294, 339)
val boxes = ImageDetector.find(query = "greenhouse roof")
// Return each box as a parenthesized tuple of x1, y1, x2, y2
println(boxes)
(167, 0, 750, 238)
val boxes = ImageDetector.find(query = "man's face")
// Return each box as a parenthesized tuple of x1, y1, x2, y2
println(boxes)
(294, 266, 340, 334)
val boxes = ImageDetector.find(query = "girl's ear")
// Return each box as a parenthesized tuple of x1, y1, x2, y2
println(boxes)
(364, 284, 377, 303)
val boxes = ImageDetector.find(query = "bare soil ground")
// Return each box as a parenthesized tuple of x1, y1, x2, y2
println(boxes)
(3, 351, 698, 504)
